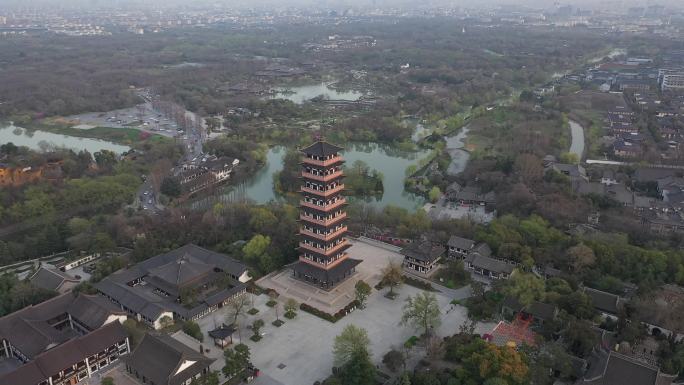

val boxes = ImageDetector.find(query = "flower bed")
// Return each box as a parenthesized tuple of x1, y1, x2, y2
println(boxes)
(266, 300, 277, 307)
(284, 311, 296, 319)
(272, 319, 285, 327)
(250, 335, 262, 342)
(247, 308, 259, 315)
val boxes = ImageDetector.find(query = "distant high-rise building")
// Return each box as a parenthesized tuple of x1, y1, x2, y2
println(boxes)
(0, 16, 7, 25)
(293, 141, 361, 289)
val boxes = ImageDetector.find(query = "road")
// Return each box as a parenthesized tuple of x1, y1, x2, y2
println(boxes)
(134, 91, 207, 213)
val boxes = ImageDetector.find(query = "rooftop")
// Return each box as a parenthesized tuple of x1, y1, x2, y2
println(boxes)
(401, 241, 445, 263)
(123, 333, 214, 385)
(301, 141, 343, 157)
(0, 321, 128, 385)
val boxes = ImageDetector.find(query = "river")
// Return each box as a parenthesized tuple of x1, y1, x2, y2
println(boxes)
(189, 119, 475, 211)
(569, 120, 585, 159)
(445, 126, 471, 176)
(0, 123, 131, 154)
(190, 143, 431, 210)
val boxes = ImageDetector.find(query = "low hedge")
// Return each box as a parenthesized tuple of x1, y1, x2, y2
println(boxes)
(404, 276, 436, 291)
(300, 300, 360, 323)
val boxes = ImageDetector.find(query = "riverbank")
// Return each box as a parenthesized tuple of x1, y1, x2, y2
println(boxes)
(0, 123, 135, 154)
(12, 120, 168, 146)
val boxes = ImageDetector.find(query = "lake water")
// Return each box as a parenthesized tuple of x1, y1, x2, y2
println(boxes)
(445, 126, 471, 175)
(272, 83, 363, 104)
(0, 124, 131, 154)
(192, 143, 431, 210)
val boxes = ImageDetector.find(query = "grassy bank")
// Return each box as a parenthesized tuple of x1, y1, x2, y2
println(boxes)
(24, 119, 169, 146)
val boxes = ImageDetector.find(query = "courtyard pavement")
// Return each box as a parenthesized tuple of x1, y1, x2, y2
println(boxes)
(173, 280, 493, 385)
(165, 238, 494, 385)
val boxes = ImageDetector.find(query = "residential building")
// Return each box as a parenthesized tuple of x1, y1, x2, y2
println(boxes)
(0, 293, 130, 385)
(448, 185, 496, 209)
(613, 139, 642, 158)
(96, 244, 250, 329)
(292, 141, 361, 289)
(446, 235, 475, 259)
(175, 156, 239, 195)
(124, 333, 214, 385)
(464, 253, 515, 279)
(401, 241, 444, 276)
(661, 73, 684, 92)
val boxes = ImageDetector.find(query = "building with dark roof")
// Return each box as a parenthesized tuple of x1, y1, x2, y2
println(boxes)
(578, 351, 675, 385)
(583, 287, 625, 319)
(124, 333, 214, 385)
(29, 266, 80, 294)
(401, 241, 444, 276)
(292, 141, 361, 289)
(446, 236, 475, 259)
(501, 297, 558, 327)
(0, 293, 129, 385)
(465, 253, 515, 279)
(96, 244, 250, 329)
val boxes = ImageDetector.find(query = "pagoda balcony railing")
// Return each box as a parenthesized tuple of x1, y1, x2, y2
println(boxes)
(301, 184, 345, 197)
(298, 254, 347, 269)
(302, 155, 343, 167)
(300, 226, 348, 242)
(299, 212, 347, 226)
(299, 239, 348, 256)
(299, 198, 347, 212)
(301, 170, 344, 182)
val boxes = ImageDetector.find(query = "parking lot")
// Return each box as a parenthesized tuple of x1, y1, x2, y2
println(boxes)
(66, 102, 181, 138)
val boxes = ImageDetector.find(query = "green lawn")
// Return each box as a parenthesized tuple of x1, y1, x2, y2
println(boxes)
(28, 120, 169, 146)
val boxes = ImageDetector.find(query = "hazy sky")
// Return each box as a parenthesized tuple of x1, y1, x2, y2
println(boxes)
(1, 0, 682, 10)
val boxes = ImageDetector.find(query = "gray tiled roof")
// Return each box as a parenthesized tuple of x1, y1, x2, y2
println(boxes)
(473, 243, 492, 258)
(0, 321, 128, 385)
(583, 351, 664, 385)
(29, 267, 78, 291)
(447, 236, 475, 250)
(96, 244, 248, 321)
(401, 241, 445, 263)
(301, 141, 343, 157)
(470, 254, 514, 275)
(584, 287, 622, 315)
(0, 293, 123, 359)
(124, 333, 214, 385)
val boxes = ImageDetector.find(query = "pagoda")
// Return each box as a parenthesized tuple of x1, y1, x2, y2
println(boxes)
(293, 141, 361, 289)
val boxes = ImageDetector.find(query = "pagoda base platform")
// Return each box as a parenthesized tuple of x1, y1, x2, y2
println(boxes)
(292, 258, 362, 291)
(256, 238, 404, 313)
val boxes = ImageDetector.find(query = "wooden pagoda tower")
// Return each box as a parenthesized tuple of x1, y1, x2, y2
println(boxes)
(293, 141, 361, 289)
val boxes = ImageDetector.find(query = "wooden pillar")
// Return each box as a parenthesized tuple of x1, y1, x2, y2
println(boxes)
(85, 357, 92, 378)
